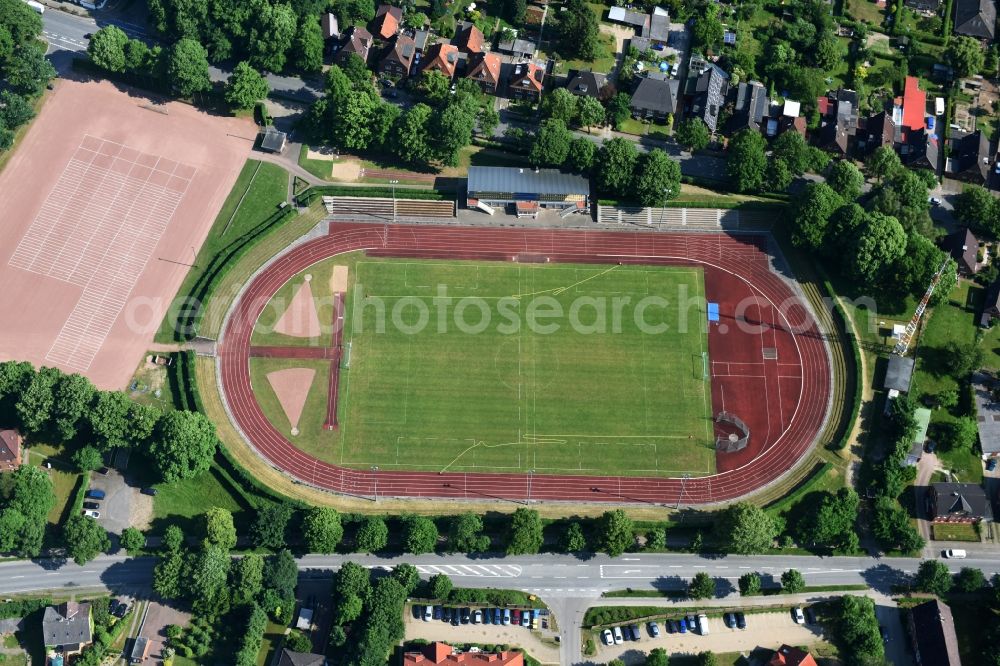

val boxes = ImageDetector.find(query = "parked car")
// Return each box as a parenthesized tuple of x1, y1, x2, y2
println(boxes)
(612, 626, 623, 645)
(793, 608, 805, 624)
(666, 619, 677, 633)
(493, 608, 501, 624)
(460, 608, 471, 624)
(602, 628, 613, 645)
(988, 458, 997, 472)
(83, 510, 100, 519)
(512, 609, 521, 625)
(442, 607, 453, 623)
(804, 607, 816, 625)
(82, 501, 100, 510)
(433, 606, 442, 621)
(724, 612, 736, 629)
(930, 197, 941, 206)
(944, 549, 967, 558)
(647, 621, 659, 638)
(412, 605, 422, 620)
(629, 624, 640, 641)
(424, 605, 433, 622)
(482, 608, 491, 625)
(502, 609, 510, 625)
(735, 612, 746, 629)
(678, 618, 687, 633)
(521, 612, 531, 627)
(451, 610, 460, 626)
(697, 614, 709, 635)
(472, 610, 482, 624)
(113, 602, 128, 618)
(140, 487, 157, 496)
(686, 615, 696, 631)
(85, 489, 105, 500)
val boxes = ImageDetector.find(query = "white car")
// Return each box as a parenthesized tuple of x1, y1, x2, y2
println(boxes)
(612, 626, 623, 645)
(944, 549, 967, 559)
(423, 606, 432, 622)
(472, 610, 482, 624)
(697, 614, 709, 635)
(793, 607, 805, 624)
(602, 628, 613, 645)
(83, 510, 100, 519)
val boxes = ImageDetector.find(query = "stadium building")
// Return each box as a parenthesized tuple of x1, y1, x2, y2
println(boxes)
(466, 166, 590, 217)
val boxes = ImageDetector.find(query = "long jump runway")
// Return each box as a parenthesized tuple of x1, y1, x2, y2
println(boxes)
(219, 223, 831, 505)
(8, 135, 194, 372)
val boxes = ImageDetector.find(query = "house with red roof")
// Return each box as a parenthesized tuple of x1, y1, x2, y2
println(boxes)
(508, 62, 544, 103)
(768, 645, 818, 666)
(466, 52, 502, 94)
(895, 76, 939, 172)
(421, 43, 459, 79)
(369, 4, 402, 41)
(378, 34, 417, 79)
(0, 429, 22, 472)
(333, 26, 373, 67)
(403, 642, 523, 665)
(454, 21, 485, 54)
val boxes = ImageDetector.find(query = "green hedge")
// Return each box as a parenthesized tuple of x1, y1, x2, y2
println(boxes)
(445, 588, 544, 608)
(821, 278, 864, 451)
(597, 198, 787, 211)
(69, 471, 92, 516)
(296, 185, 452, 206)
(0, 597, 51, 619)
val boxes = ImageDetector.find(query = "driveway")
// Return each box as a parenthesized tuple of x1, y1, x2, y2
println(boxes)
(590, 611, 828, 664)
(87, 469, 134, 535)
(404, 610, 561, 664)
(137, 601, 191, 666)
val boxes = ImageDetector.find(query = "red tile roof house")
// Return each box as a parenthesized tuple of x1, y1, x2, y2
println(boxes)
(403, 642, 524, 665)
(768, 645, 818, 666)
(508, 62, 544, 103)
(0, 429, 22, 472)
(466, 52, 502, 94)
(454, 21, 485, 54)
(369, 4, 402, 41)
(421, 43, 460, 79)
(378, 34, 417, 79)
(333, 26, 373, 67)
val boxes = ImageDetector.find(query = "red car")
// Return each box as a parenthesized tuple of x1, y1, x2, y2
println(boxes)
(512, 609, 521, 625)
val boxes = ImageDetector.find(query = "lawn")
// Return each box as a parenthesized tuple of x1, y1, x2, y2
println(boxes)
(22, 444, 81, 527)
(154, 159, 290, 343)
(249, 357, 332, 459)
(846, 0, 886, 25)
(251, 255, 347, 348)
(151, 467, 244, 522)
(256, 621, 286, 666)
(556, 32, 618, 76)
(328, 258, 716, 477)
(298, 144, 333, 180)
(931, 522, 980, 541)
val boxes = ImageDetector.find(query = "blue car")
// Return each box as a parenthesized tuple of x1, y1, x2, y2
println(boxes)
(433, 606, 442, 621)
(988, 458, 997, 472)
(85, 489, 105, 500)
(482, 608, 491, 625)
(493, 608, 501, 624)
(678, 618, 688, 634)
(502, 609, 510, 625)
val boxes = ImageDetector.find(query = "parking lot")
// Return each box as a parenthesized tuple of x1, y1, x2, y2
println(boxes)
(135, 601, 192, 666)
(84, 468, 135, 535)
(404, 606, 560, 664)
(592, 610, 830, 663)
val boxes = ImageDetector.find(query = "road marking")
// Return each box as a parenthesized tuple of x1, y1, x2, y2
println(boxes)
(622, 558, 640, 561)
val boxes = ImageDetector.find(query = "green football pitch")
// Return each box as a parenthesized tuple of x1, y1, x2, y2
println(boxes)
(251, 255, 717, 478)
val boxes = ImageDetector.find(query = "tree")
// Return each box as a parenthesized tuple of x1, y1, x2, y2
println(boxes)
(120, 527, 145, 555)
(88, 26, 129, 72)
(530, 118, 572, 167)
(150, 410, 217, 482)
(285, 629, 312, 653)
(698, 653, 718, 666)
(88, 391, 132, 450)
(915, 559, 953, 596)
(5, 465, 54, 557)
(51, 373, 94, 442)
(689, 571, 716, 599)
(14, 365, 57, 435)
(691, 2, 724, 53)
(561, 521, 587, 552)
(948, 35, 985, 78)
(954, 184, 999, 235)
(264, 549, 299, 598)
(403, 515, 439, 554)
(606, 92, 631, 130)
(955, 566, 986, 593)
(189, 545, 231, 610)
(0, 91, 33, 131)
(336, 594, 363, 625)
(795, 488, 859, 552)
(340, 53, 372, 88)
(646, 648, 669, 666)
(596, 509, 634, 556)
(72, 445, 104, 472)
(789, 182, 843, 251)
(449, 514, 490, 552)
(738, 571, 761, 596)
(716, 502, 778, 554)
(293, 16, 324, 72)
(827, 160, 864, 200)
(431, 102, 476, 166)
(946, 341, 986, 378)
(63, 515, 111, 565)
(0, 0, 42, 45)
(153, 552, 185, 599)
(837, 596, 885, 665)
(6, 45, 55, 96)
(772, 131, 809, 175)
(395, 103, 434, 165)
(578, 96, 605, 131)
(675, 118, 711, 153)
(726, 129, 768, 193)
(303, 507, 343, 553)
(557, 0, 599, 61)
(334, 560, 372, 606)
(781, 568, 806, 593)
(429, 572, 453, 600)
(869, 145, 902, 183)
(596, 137, 639, 194)
(0, 509, 25, 553)
(225, 61, 269, 109)
(566, 137, 597, 173)
(250, 502, 294, 550)
(248, 1, 297, 71)
(633, 149, 681, 207)
(477, 105, 500, 137)
(936, 416, 979, 452)
(203, 507, 237, 550)
(645, 528, 666, 550)
(505, 508, 543, 555)
(391, 563, 421, 594)
(544, 88, 579, 124)
(848, 212, 906, 286)
(355, 516, 388, 552)
(231, 553, 265, 603)
(167, 38, 211, 97)
(421, 69, 451, 104)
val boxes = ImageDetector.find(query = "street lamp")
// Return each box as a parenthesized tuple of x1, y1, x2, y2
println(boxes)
(371, 465, 380, 502)
(389, 179, 399, 224)
(657, 187, 672, 230)
(527, 469, 535, 503)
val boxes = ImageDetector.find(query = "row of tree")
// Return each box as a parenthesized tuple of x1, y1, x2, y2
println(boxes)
(0, 0, 56, 150)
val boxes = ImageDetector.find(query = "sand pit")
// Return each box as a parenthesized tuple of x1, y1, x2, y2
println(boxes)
(330, 266, 349, 292)
(0, 78, 254, 389)
(273, 279, 322, 338)
(266, 367, 317, 432)
(306, 147, 337, 161)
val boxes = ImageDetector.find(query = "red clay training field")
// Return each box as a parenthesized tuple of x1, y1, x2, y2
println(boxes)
(219, 223, 831, 505)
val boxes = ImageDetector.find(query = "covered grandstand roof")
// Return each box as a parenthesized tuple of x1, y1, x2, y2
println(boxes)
(467, 167, 590, 196)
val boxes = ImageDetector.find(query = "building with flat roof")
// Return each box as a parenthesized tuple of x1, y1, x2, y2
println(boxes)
(466, 166, 589, 213)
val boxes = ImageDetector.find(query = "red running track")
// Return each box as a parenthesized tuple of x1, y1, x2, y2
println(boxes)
(218, 223, 831, 505)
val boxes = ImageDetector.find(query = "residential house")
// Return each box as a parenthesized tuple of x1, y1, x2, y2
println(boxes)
(946, 130, 994, 183)
(727, 80, 768, 133)
(566, 70, 609, 98)
(892, 77, 937, 170)
(321, 12, 340, 42)
(497, 36, 537, 59)
(466, 52, 502, 94)
(378, 34, 417, 79)
(689, 62, 729, 133)
(906, 0, 941, 9)
(630, 75, 680, 120)
(128, 637, 151, 664)
(974, 371, 1000, 456)
(946, 227, 982, 275)
(641, 7, 671, 47)
(766, 99, 805, 138)
(454, 21, 484, 54)
(817, 89, 859, 154)
(421, 43, 459, 79)
(277, 649, 328, 666)
(904, 407, 933, 466)
(369, 4, 402, 41)
(508, 62, 544, 103)
(982, 284, 1000, 327)
(884, 355, 915, 394)
(898, 76, 928, 134)
(929, 482, 993, 522)
(954, 0, 996, 40)
(333, 26, 373, 66)
(901, 128, 940, 171)
(0, 429, 22, 471)
(403, 642, 524, 665)
(607, 6, 649, 29)
(768, 645, 818, 666)
(858, 110, 896, 154)
(42, 602, 92, 655)
(908, 599, 961, 666)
